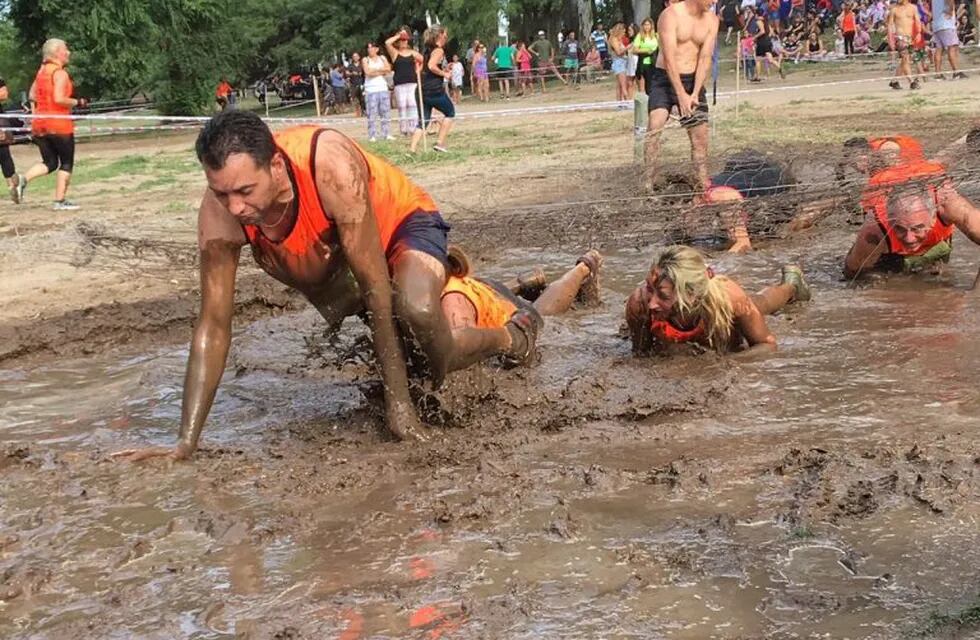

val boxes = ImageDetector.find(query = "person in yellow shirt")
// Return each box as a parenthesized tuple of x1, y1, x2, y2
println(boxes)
(633, 17, 660, 94)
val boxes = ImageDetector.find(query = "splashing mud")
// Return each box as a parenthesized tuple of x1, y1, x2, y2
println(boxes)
(3, 226, 980, 639)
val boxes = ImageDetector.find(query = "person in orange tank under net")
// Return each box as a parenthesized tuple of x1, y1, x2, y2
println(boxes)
(113, 110, 554, 461)
(843, 161, 980, 277)
(16, 38, 87, 210)
(440, 246, 603, 364)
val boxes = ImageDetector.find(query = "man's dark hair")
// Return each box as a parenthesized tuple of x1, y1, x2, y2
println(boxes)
(843, 136, 870, 151)
(965, 126, 980, 153)
(195, 110, 276, 171)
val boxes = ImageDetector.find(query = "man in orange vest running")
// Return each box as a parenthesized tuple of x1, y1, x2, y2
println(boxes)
(113, 110, 544, 462)
(16, 38, 87, 210)
(844, 162, 980, 277)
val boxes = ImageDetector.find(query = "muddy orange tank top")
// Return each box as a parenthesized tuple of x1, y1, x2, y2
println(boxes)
(442, 276, 517, 329)
(32, 62, 74, 136)
(860, 160, 953, 257)
(242, 126, 439, 282)
(649, 318, 705, 343)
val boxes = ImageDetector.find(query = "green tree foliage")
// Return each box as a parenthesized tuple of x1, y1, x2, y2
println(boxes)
(0, 0, 566, 115)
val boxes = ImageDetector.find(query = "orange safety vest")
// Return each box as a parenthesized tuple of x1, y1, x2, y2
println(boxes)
(442, 276, 517, 329)
(31, 61, 74, 136)
(860, 160, 953, 257)
(649, 317, 705, 343)
(242, 126, 439, 260)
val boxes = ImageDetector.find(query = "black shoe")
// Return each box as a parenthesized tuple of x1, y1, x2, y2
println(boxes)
(502, 308, 543, 368)
(953, 71, 968, 79)
(889, 80, 901, 90)
(910, 79, 921, 90)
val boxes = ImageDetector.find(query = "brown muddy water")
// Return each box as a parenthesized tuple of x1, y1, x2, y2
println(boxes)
(2, 229, 980, 639)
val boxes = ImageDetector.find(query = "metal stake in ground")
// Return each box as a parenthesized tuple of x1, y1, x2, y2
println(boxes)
(312, 72, 322, 117)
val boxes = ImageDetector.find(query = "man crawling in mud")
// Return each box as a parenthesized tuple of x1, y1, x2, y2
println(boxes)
(625, 245, 811, 354)
(114, 111, 550, 461)
(844, 176, 980, 278)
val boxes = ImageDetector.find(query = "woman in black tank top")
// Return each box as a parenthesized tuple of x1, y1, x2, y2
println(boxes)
(385, 27, 424, 136)
(409, 24, 456, 154)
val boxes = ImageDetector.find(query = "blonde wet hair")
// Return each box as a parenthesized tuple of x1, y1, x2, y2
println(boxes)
(42, 38, 67, 61)
(609, 23, 627, 40)
(655, 245, 734, 349)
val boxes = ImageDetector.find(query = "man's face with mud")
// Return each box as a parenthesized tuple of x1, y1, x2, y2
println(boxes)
(204, 152, 287, 226)
(644, 268, 681, 320)
(888, 193, 936, 251)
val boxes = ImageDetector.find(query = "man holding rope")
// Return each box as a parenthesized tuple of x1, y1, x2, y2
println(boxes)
(645, 0, 719, 192)
(113, 111, 541, 461)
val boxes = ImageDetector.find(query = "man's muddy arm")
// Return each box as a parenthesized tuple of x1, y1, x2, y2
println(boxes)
(691, 19, 719, 99)
(316, 133, 421, 441)
(843, 220, 887, 278)
(939, 187, 980, 244)
(176, 239, 241, 456)
(115, 195, 244, 462)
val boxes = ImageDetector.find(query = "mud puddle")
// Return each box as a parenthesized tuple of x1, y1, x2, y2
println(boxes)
(3, 238, 980, 638)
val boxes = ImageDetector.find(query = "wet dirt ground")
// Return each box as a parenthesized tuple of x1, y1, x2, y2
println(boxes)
(3, 76, 980, 639)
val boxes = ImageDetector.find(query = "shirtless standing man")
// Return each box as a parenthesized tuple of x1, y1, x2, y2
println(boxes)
(886, 0, 923, 90)
(645, 0, 719, 192)
(114, 111, 540, 461)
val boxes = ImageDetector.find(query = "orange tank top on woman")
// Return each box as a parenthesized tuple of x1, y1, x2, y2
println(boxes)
(31, 62, 74, 136)
(442, 276, 517, 329)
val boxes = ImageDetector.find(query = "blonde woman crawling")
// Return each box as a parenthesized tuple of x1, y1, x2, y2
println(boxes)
(625, 245, 811, 355)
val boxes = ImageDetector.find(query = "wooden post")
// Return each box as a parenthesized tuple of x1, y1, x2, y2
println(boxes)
(312, 73, 322, 117)
(735, 40, 741, 120)
(264, 84, 270, 118)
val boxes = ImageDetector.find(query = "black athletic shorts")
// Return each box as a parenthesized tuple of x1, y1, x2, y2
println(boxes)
(648, 68, 708, 128)
(35, 133, 75, 173)
(387, 211, 451, 270)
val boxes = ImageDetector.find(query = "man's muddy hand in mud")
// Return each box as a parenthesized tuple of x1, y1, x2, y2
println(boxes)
(625, 245, 810, 356)
(644, 0, 718, 192)
(114, 111, 538, 462)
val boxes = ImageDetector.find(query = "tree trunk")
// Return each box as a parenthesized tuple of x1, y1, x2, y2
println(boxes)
(577, 0, 593, 37)
(634, 0, 652, 21)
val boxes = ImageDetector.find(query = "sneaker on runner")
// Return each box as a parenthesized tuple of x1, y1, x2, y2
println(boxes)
(53, 200, 80, 211)
(432, 145, 448, 153)
(935, 73, 947, 80)
(781, 264, 812, 302)
(953, 71, 968, 79)
(889, 80, 901, 90)
(910, 79, 921, 89)
(15, 174, 26, 203)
